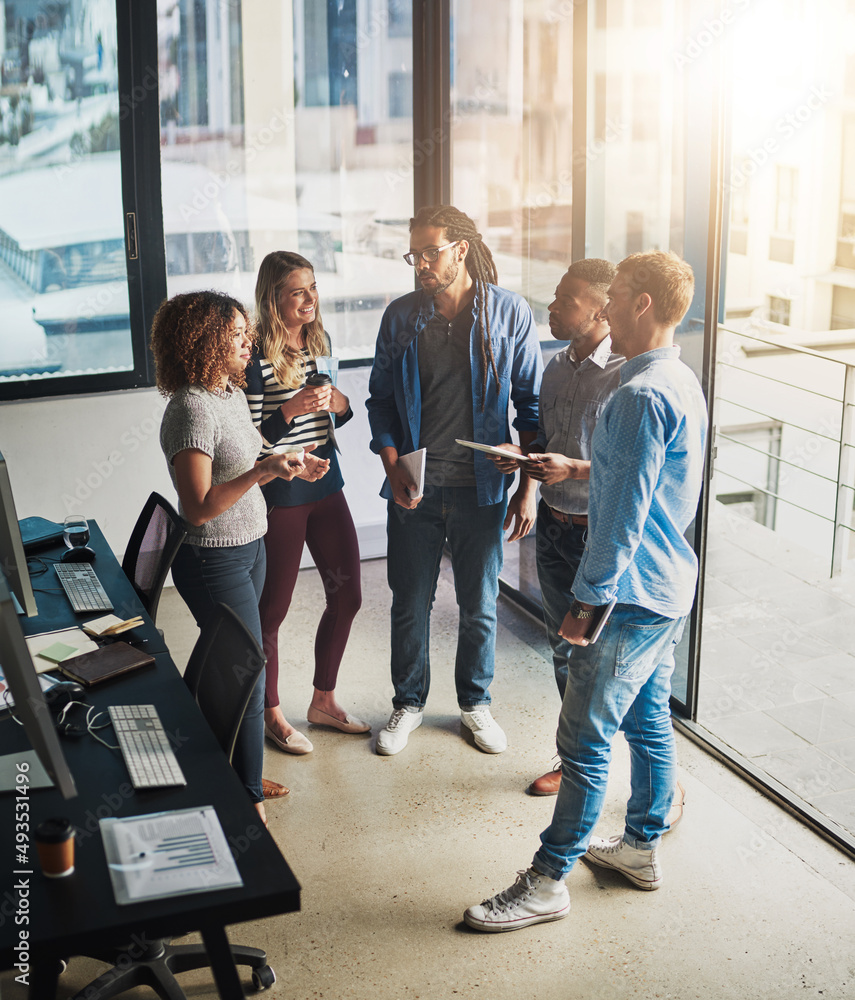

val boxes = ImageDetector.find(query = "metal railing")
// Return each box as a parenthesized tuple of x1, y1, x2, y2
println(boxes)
(714, 325, 855, 576)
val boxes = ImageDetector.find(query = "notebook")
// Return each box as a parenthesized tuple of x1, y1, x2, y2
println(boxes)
(58, 642, 155, 687)
(19, 516, 65, 551)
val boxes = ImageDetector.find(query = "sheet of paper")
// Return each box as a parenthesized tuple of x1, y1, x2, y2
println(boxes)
(398, 448, 426, 499)
(100, 806, 243, 905)
(25, 628, 100, 673)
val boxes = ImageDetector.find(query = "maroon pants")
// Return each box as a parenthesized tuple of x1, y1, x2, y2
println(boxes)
(259, 490, 362, 708)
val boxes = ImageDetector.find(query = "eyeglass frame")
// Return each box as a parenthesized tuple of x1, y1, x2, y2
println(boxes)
(402, 241, 460, 266)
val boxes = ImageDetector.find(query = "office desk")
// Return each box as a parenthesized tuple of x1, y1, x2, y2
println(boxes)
(0, 525, 301, 998)
(22, 523, 170, 655)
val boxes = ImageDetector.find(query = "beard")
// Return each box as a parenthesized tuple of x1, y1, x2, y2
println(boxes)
(418, 256, 460, 296)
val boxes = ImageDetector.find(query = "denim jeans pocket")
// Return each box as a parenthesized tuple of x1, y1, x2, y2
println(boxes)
(613, 617, 676, 680)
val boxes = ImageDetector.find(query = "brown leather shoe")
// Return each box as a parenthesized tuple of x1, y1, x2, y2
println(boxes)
(528, 763, 562, 796)
(262, 777, 290, 799)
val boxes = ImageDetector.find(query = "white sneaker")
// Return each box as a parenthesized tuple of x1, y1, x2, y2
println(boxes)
(375, 708, 424, 756)
(464, 868, 570, 933)
(585, 835, 662, 890)
(460, 708, 507, 754)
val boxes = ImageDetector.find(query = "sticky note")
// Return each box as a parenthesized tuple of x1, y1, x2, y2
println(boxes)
(38, 642, 80, 663)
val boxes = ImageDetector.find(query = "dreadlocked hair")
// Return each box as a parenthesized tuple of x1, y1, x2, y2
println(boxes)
(410, 205, 499, 410)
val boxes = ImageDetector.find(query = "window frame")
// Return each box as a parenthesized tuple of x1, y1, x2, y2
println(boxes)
(0, 0, 166, 403)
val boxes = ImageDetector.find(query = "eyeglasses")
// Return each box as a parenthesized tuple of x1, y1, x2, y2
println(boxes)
(402, 241, 459, 266)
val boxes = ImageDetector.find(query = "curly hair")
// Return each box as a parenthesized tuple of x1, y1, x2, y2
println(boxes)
(149, 290, 253, 396)
(254, 250, 328, 389)
(565, 258, 616, 310)
(410, 205, 499, 411)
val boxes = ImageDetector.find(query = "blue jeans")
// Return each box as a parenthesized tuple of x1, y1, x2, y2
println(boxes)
(171, 538, 267, 804)
(535, 501, 587, 698)
(386, 487, 507, 710)
(532, 604, 686, 881)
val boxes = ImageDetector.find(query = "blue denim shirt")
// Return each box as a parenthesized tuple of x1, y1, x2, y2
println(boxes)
(366, 285, 543, 506)
(572, 346, 708, 618)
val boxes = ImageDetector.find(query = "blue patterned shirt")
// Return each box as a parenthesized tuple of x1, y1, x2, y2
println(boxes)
(572, 346, 707, 618)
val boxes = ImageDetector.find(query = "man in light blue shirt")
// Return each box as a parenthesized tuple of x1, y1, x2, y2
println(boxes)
(464, 251, 707, 932)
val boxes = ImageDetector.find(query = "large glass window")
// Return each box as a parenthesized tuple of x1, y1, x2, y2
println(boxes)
(703, 0, 855, 844)
(0, 0, 136, 390)
(450, 0, 573, 325)
(449, 0, 574, 607)
(156, 0, 415, 361)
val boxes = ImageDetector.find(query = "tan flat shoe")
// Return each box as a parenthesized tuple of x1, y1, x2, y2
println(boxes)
(306, 706, 370, 734)
(261, 777, 290, 798)
(265, 725, 314, 754)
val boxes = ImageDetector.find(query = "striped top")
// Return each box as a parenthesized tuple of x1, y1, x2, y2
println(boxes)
(246, 351, 330, 456)
(244, 345, 352, 508)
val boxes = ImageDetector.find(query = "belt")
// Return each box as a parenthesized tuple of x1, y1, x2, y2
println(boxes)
(548, 507, 587, 526)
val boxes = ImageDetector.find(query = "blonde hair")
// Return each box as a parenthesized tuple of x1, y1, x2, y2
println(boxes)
(254, 250, 328, 388)
(618, 251, 695, 328)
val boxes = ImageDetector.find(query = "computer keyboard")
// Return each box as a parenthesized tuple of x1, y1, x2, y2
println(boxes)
(54, 562, 113, 613)
(108, 704, 187, 789)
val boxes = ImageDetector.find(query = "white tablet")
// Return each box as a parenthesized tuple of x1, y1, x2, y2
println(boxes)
(455, 439, 534, 463)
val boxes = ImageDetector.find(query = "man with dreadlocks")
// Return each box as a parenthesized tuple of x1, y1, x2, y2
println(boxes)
(367, 204, 542, 756)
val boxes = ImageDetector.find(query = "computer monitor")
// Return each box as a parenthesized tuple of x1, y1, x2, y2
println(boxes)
(0, 450, 37, 617)
(0, 570, 77, 798)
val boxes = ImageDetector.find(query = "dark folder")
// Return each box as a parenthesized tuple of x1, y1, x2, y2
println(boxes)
(59, 642, 155, 687)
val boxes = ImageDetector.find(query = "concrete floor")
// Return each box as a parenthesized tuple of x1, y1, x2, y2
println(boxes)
(11, 557, 855, 1000)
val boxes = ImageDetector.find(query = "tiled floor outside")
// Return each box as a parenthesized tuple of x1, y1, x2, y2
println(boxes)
(699, 503, 855, 841)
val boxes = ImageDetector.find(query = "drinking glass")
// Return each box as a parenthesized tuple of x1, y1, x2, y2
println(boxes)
(314, 356, 339, 386)
(63, 515, 90, 550)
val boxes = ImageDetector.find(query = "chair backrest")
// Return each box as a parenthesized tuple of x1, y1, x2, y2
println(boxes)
(183, 603, 266, 763)
(122, 492, 186, 624)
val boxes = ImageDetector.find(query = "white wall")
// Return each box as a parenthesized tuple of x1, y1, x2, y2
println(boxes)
(1, 365, 388, 565)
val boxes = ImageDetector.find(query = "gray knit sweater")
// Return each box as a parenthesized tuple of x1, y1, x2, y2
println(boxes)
(160, 384, 267, 547)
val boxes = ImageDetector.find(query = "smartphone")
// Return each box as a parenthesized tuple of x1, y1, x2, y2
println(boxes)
(584, 598, 618, 644)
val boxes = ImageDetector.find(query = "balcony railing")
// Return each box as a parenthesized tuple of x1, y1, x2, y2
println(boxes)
(714, 324, 855, 576)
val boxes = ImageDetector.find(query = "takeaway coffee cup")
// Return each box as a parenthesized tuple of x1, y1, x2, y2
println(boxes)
(305, 370, 332, 411)
(34, 817, 75, 878)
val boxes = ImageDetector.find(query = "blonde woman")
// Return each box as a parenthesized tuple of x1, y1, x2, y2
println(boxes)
(246, 251, 367, 756)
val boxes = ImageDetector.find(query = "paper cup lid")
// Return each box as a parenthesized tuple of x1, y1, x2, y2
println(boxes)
(35, 817, 74, 842)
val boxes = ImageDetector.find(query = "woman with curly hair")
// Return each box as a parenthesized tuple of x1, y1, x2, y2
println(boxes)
(152, 289, 323, 822)
(245, 251, 367, 757)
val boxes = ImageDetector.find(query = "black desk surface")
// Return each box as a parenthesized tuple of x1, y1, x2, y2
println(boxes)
(21, 522, 170, 655)
(0, 524, 301, 992)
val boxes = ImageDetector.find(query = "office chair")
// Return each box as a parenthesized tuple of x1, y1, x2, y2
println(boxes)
(121, 492, 186, 624)
(68, 604, 275, 1000)
(182, 602, 267, 761)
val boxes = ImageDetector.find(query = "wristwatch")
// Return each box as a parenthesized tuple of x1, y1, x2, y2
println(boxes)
(568, 600, 595, 620)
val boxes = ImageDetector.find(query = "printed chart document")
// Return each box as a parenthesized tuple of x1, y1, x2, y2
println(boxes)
(0, 667, 58, 709)
(100, 806, 243, 905)
(398, 448, 426, 499)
